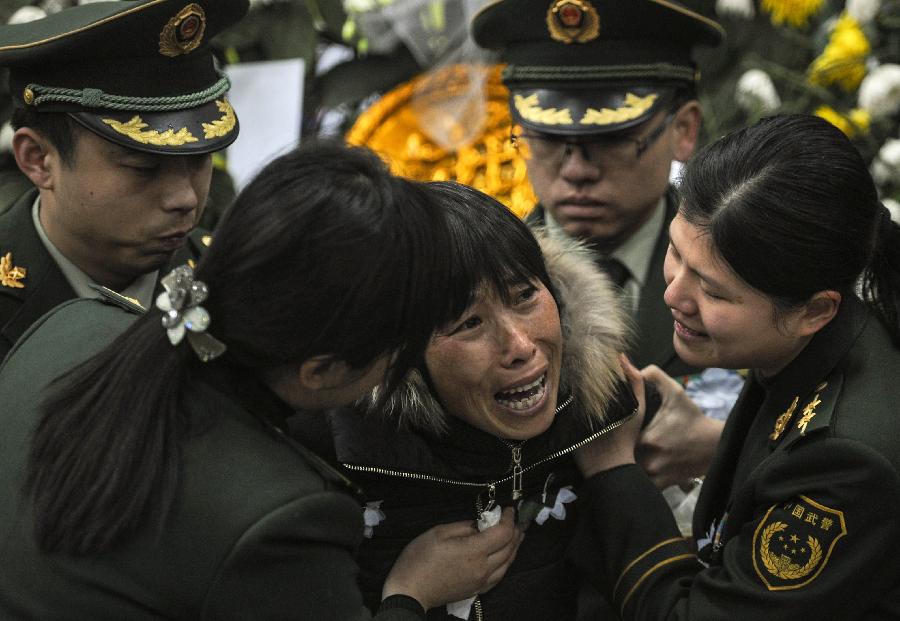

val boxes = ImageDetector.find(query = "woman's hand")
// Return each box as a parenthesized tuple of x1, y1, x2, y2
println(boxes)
(574, 354, 645, 479)
(635, 365, 725, 489)
(382, 507, 523, 611)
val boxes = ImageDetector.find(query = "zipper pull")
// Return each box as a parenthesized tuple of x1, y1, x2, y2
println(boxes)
(477, 484, 496, 517)
(511, 445, 524, 500)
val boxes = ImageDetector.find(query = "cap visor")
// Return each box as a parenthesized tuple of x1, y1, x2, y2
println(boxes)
(510, 85, 674, 136)
(69, 98, 238, 155)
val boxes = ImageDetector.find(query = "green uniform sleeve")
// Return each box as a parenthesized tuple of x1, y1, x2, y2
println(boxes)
(202, 490, 424, 621)
(572, 440, 900, 620)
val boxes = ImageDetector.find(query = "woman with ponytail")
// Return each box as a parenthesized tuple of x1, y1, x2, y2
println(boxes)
(569, 114, 900, 619)
(0, 142, 521, 620)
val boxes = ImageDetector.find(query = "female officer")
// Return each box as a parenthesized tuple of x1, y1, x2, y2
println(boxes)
(0, 143, 521, 620)
(571, 113, 900, 619)
(299, 181, 642, 620)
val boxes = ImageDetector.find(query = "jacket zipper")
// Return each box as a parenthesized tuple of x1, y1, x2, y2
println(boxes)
(342, 395, 637, 491)
(344, 397, 637, 621)
(497, 438, 525, 500)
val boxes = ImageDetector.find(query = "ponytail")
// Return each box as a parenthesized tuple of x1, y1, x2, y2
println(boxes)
(25, 311, 193, 554)
(862, 209, 900, 346)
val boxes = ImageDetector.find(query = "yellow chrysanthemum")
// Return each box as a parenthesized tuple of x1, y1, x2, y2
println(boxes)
(761, 0, 825, 27)
(814, 105, 856, 137)
(808, 14, 870, 91)
(849, 108, 871, 134)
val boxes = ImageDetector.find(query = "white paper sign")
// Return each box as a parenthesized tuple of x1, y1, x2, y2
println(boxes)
(224, 58, 305, 191)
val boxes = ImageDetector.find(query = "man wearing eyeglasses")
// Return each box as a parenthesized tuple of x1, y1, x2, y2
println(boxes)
(472, 0, 737, 552)
(473, 0, 724, 380)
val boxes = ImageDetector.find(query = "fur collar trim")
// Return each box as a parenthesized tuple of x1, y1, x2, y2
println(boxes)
(377, 228, 631, 434)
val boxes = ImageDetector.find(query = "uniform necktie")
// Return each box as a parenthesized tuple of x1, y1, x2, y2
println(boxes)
(597, 257, 630, 290)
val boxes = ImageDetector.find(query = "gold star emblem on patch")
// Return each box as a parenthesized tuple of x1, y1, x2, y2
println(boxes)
(0, 251, 26, 288)
(797, 394, 822, 435)
(771, 396, 798, 441)
(546, 0, 600, 44)
(753, 495, 847, 591)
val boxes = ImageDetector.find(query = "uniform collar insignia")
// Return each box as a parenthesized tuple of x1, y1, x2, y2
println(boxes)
(796, 385, 826, 435)
(0, 251, 26, 289)
(770, 396, 798, 441)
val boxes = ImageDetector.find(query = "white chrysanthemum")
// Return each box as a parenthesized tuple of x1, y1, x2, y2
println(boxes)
(7, 5, 46, 24)
(343, 0, 380, 12)
(847, 0, 881, 24)
(716, 0, 755, 18)
(858, 64, 900, 118)
(883, 198, 900, 224)
(872, 138, 900, 185)
(735, 69, 781, 113)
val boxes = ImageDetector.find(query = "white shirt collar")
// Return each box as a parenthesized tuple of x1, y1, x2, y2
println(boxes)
(543, 198, 666, 315)
(32, 196, 157, 309)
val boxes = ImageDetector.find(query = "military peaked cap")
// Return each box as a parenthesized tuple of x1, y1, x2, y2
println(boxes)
(0, 0, 248, 154)
(471, 0, 724, 136)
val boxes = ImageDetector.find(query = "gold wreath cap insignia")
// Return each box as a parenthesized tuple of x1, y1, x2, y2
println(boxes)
(102, 116, 199, 146)
(202, 100, 237, 139)
(546, 0, 600, 44)
(159, 3, 207, 58)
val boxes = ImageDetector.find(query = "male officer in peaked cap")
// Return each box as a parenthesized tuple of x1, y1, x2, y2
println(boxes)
(472, 0, 736, 494)
(0, 0, 248, 361)
(474, 0, 723, 378)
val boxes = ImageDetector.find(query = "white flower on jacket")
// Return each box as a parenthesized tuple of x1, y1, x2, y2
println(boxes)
(847, 0, 881, 24)
(859, 64, 900, 118)
(736, 69, 781, 114)
(362, 500, 385, 538)
(535, 486, 577, 525)
(716, 0, 754, 19)
(872, 138, 900, 185)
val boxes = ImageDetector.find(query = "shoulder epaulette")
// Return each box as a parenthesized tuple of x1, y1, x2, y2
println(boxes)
(88, 284, 146, 315)
(776, 372, 843, 451)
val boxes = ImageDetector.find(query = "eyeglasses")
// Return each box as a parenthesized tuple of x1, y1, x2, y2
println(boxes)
(510, 111, 676, 170)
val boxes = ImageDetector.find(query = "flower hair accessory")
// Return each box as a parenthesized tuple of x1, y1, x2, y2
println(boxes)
(155, 264, 226, 362)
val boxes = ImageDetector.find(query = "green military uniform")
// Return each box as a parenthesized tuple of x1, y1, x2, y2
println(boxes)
(472, 0, 723, 379)
(570, 296, 900, 618)
(0, 187, 210, 360)
(0, 295, 424, 620)
(0, 0, 244, 359)
(526, 190, 692, 376)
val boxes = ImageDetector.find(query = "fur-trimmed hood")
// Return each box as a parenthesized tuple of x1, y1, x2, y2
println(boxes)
(379, 227, 631, 434)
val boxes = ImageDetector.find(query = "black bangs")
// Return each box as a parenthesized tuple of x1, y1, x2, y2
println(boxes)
(425, 181, 553, 327)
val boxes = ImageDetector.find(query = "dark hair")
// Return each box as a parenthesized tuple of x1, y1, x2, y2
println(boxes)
(26, 142, 456, 554)
(679, 113, 900, 344)
(425, 180, 554, 326)
(376, 181, 556, 432)
(10, 108, 79, 165)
